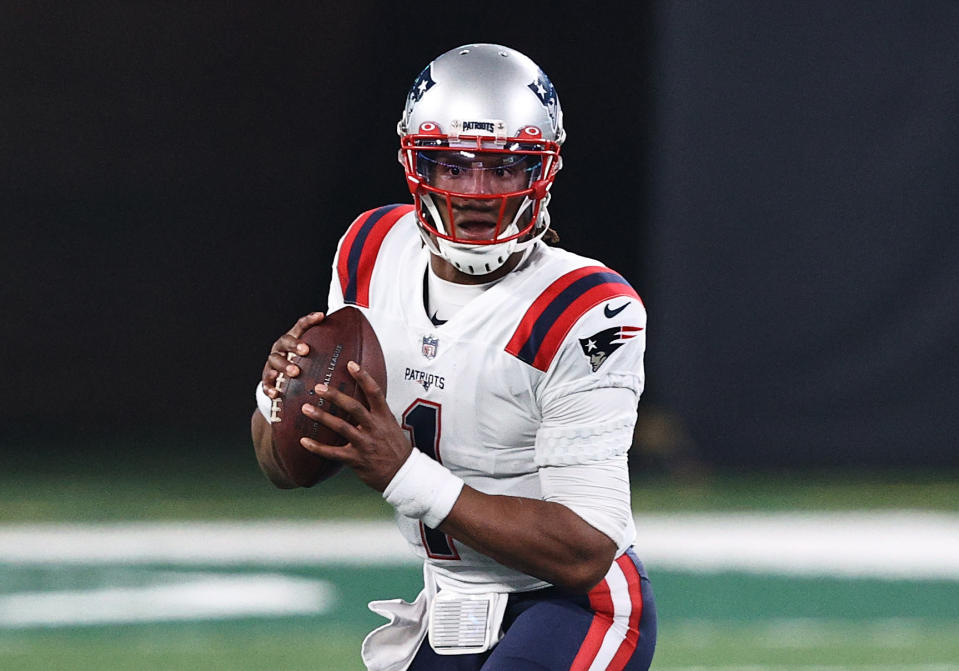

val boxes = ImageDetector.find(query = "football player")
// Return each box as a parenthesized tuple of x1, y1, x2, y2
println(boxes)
(252, 43, 656, 670)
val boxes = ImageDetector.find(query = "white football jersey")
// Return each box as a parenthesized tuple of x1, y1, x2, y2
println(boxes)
(327, 205, 647, 593)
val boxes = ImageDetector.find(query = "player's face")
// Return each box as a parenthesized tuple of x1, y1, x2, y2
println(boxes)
(425, 151, 534, 241)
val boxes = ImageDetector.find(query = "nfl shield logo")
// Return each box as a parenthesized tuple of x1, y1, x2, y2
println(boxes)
(421, 335, 439, 360)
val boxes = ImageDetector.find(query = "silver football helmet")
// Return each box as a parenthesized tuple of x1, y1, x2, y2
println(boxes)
(398, 44, 565, 275)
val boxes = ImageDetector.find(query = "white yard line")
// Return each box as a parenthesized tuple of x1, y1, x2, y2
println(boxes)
(0, 572, 335, 628)
(634, 511, 959, 579)
(0, 512, 957, 579)
(0, 520, 416, 566)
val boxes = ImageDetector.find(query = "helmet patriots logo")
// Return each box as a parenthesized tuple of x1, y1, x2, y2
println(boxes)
(410, 66, 436, 102)
(527, 70, 559, 134)
(579, 326, 643, 372)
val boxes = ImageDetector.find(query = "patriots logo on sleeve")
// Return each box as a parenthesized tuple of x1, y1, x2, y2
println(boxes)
(579, 326, 643, 372)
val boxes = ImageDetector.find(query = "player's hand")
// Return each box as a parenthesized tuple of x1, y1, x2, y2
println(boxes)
(299, 361, 413, 492)
(261, 312, 325, 400)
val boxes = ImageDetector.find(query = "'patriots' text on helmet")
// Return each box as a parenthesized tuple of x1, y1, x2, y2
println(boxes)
(397, 44, 565, 276)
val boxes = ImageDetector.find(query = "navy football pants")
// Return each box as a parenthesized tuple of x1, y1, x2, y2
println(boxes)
(408, 549, 656, 671)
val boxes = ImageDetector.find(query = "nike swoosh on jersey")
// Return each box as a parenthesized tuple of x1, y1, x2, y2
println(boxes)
(604, 301, 630, 318)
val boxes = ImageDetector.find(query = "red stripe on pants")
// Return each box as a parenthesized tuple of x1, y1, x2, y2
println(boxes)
(569, 577, 614, 670)
(606, 555, 644, 670)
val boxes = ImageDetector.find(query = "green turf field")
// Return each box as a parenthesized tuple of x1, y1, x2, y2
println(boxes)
(2, 436, 957, 670)
(2, 561, 957, 670)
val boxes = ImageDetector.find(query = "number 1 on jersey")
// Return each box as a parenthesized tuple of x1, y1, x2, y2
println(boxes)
(402, 400, 460, 560)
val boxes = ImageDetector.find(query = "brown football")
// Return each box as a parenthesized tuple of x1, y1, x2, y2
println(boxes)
(270, 306, 387, 487)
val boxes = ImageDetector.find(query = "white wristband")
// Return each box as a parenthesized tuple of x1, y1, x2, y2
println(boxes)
(255, 381, 274, 422)
(383, 449, 464, 529)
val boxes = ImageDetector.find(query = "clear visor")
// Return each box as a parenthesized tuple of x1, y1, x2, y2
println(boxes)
(415, 150, 543, 195)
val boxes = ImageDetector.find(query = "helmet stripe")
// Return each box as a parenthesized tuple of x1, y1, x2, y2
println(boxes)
(338, 204, 414, 307)
(506, 266, 640, 371)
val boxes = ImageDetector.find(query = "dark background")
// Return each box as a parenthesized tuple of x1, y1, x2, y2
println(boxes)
(3, 2, 957, 472)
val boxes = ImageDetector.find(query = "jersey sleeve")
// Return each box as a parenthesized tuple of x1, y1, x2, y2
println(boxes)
(531, 290, 646, 552)
(531, 278, 647, 467)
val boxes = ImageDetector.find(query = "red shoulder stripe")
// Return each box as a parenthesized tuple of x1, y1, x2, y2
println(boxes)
(336, 204, 413, 307)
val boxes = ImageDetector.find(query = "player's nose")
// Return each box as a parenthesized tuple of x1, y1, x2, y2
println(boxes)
(459, 168, 499, 195)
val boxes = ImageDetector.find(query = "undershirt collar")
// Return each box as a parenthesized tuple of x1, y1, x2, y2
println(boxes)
(422, 246, 538, 326)
(423, 265, 497, 326)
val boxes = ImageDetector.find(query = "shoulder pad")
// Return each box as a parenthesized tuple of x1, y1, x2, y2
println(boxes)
(336, 204, 414, 307)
